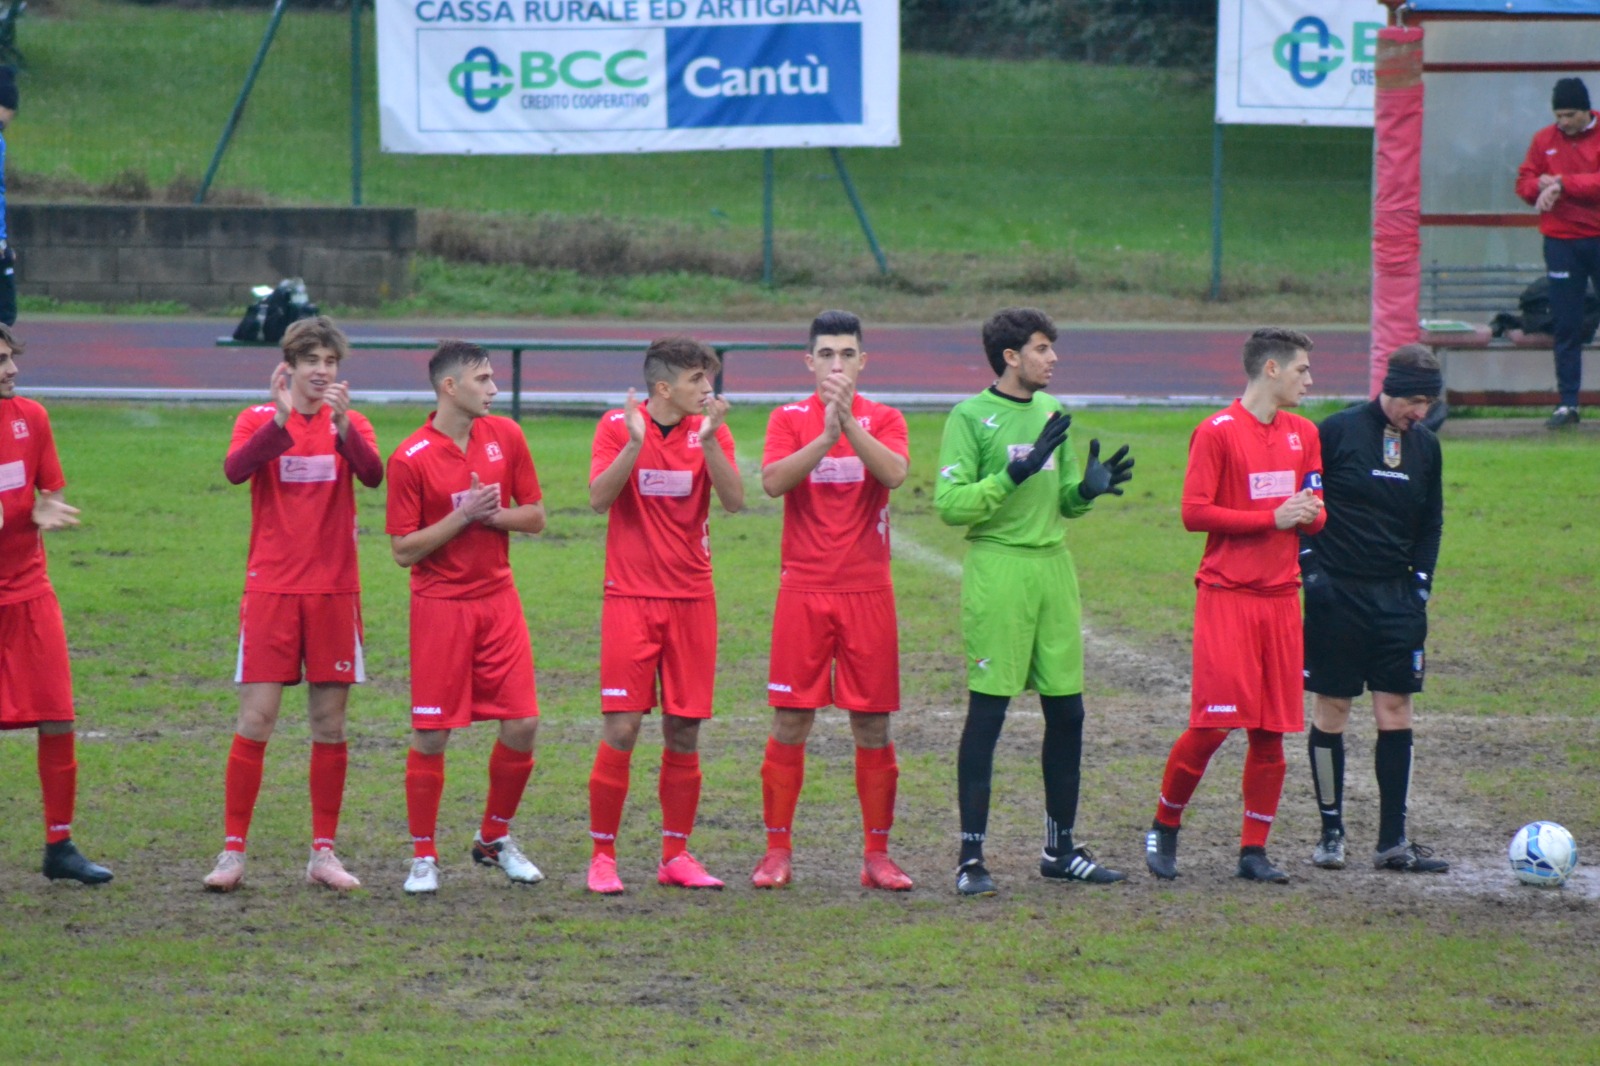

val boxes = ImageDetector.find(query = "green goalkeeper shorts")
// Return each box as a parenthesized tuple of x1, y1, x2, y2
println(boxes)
(960, 542, 1083, 697)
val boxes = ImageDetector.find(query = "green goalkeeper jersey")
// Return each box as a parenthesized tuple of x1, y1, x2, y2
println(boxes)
(934, 387, 1093, 548)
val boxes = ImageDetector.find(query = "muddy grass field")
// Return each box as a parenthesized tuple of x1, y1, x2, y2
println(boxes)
(0, 405, 1596, 1062)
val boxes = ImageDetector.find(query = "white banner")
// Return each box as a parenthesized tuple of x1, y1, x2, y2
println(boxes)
(1216, 0, 1380, 126)
(377, 0, 898, 154)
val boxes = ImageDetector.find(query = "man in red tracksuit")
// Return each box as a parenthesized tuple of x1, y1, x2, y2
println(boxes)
(1517, 77, 1600, 428)
(1143, 328, 1327, 885)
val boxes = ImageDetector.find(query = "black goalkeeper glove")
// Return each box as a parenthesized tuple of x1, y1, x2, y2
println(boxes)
(1005, 412, 1072, 485)
(1079, 439, 1134, 499)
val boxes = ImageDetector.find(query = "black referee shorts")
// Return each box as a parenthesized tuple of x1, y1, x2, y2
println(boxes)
(1303, 573, 1427, 698)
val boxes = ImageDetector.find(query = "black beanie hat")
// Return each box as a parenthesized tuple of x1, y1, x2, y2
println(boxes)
(1553, 77, 1590, 113)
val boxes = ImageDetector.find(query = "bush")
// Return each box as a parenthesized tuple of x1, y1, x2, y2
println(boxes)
(902, 0, 1215, 68)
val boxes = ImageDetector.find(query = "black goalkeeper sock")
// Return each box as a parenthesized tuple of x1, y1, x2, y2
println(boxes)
(1375, 728, 1414, 851)
(1040, 693, 1085, 857)
(957, 691, 1010, 866)
(1308, 726, 1346, 834)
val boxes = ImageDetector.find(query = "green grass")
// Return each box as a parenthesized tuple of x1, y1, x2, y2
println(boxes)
(11, 3, 1374, 319)
(1, 401, 1599, 1061)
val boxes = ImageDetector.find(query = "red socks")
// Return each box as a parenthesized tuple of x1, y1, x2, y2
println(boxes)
(760, 737, 806, 851)
(309, 741, 347, 852)
(588, 741, 632, 858)
(480, 740, 535, 843)
(855, 744, 898, 854)
(223, 734, 268, 852)
(1241, 729, 1286, 849)
(37, 731, 77, 845)
(405, 749, 446, 860)
(1154, 728, 1229, 829)
(659, 749, 702, 862)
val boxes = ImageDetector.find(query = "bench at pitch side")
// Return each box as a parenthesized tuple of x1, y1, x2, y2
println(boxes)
(215, 336, 788, 421)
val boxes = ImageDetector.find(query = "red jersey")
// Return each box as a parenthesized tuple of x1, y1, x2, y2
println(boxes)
(762, 393, 907, 592)
(1182, 400, 1326, 595)
(1517, 117, 1600, 239)
(386, 413, 541, 599)
(590, 410, 736, 600)
(0, 396, 64, 606)
(226, 404, 379, 594)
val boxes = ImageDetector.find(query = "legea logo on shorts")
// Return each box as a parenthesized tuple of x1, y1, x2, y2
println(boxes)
(768, 682, 793, 693)
(602, 687, 629, 697)
(1205, 704, 1238, 715)
(413, 706, 444, 716)
(666, 23, 862, 129)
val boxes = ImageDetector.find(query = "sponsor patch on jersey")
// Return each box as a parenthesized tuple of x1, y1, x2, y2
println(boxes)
(11, 418, 28, 439)
(451, 481, 501, 510)
(1006, 444, 1057, 470)
(279, 454, 338, 484)
(1249, 470, 1294, 499)
(0, 459, 27, 493)
(639, 468, 693, 497)
(810, 455, 866, 484)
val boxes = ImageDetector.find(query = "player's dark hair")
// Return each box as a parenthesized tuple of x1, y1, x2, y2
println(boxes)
(0, 322, 24, 356)
(281, 315, 349, 366)
(1387, 343, 1440, 372)
(809, 310, 863, 350)
(643, 336, 720, 392)
(429, 339, 491, 390)
(1242, 327, 1313, 379)
(981, 307, 1057, 375)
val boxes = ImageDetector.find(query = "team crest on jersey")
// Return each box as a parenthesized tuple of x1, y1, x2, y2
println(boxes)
(10, 419, 26, 439)
(1383, 428, 1402, 469)
(687, 430, 702, 449)
(1287, 432, 1303, 452)
(486, 441, 503, 463)
(856, 415, 872, 430)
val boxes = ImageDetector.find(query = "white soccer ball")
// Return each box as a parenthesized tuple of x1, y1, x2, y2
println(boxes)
(1508, 821, 1578, 887)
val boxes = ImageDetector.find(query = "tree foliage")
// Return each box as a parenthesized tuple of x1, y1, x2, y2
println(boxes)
(902, 0, 1217, 68)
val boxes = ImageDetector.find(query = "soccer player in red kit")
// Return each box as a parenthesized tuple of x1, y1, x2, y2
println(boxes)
(205, 317, 382, 893)
(586, 336, 744, 894)
(752, 310, 913, 892)
(1143, 327, 1327, 884)
(0, 325, 112, 884)
(387, 341, 548, 895)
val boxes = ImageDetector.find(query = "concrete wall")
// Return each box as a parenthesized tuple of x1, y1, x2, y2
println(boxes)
(8, 204, 416, 309)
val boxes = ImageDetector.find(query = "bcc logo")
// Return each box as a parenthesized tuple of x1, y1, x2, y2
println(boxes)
(1273, 17, 1381, 89)
(450, 46, 513, 112)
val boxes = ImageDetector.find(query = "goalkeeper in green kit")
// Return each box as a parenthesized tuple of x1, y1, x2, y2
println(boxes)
(935, 307, 1136, 896)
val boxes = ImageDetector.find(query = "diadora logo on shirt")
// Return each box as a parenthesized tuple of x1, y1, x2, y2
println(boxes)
(1204, 704, 1238, 715)
(413, 706, 443, 716)
(1212, 413, 1234, 426)
(1287, 432, 1303, 451)
(1369, 468, 1409, 480)
(767, 682, 793, 693)
(486, 441, 503, 462)
(1249, 470, 1294, 499)
(602, 687, 629, 698)
(405, 439, 431, 458)
(10, 418, 27, 439)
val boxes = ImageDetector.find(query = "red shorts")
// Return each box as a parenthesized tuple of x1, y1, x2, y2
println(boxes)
(236, 591, 365, 685)
(1189, 585, 1304, 733)
(768, 587, 899, 712)
(600, 595, 716, 719)
(410, 585, 538, 730)
(0, 592, 74, 729)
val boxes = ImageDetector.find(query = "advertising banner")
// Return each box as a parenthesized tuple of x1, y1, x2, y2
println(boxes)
(378, 1, 898, 154)
(1216, 0, 1379, 126)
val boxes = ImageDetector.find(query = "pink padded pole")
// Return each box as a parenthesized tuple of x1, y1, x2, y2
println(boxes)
(1370, 26, 1425, 398)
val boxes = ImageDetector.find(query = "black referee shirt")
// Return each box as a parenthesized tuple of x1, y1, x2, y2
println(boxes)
(1302, 400, 1443, 580)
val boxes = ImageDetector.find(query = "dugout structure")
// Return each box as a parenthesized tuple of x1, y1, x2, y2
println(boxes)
(1373, 0, 1600, 402)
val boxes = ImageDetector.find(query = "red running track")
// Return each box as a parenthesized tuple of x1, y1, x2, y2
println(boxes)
(12, 317, 1373, 402)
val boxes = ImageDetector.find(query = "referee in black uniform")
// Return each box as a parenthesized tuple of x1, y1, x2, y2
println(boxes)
(1300, 344, 1449, 874)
